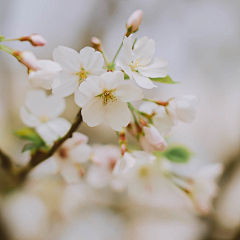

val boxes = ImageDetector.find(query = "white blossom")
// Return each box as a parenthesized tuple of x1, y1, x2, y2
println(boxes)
(166, 95, 199, 123)
(139, 101, 176, 135)
(54, 132, 92, 183)
(126, 9, 143, 33)
(16, 50, 38, 70)
(86, 145, 121, 189)
(20, 90, 70, 144)
(139, 124, 167, 152)
(77, 71, 143, 131)
(52, 46, 105, 103)
(29, 60, 62, 90)
(116, 35, 169, 89)
(191, 163, 223, 215)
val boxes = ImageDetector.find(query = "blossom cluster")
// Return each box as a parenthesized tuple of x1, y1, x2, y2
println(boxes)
(0, 9, 223, 216)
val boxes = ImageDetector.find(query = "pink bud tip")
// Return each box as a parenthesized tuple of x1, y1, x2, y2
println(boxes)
(126, 9, 143, 33)
(91, 37, 101, 45)
(20, 34, 47, 47)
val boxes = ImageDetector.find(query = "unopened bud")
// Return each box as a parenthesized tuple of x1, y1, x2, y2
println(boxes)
(126, 9, 143, 36)
(91, 37, 102, 51)
(20, 34, 47, 47)
(14, 50, 38, 70)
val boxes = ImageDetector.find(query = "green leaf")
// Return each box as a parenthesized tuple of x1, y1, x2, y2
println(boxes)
(150, 75, 179, 84)
(0, 36, 5, 41)
(163, 145, 192, 163)
(13, 128, 43, 143)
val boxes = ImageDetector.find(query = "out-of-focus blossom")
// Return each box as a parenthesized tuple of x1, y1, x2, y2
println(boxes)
(20, 90, 70, 144)
(139, 124, 167, 152)
(20, 34, 47, 46)
(54, 132, 92, 183)
(14, 50, 38, 70)
(139, 101, 176, 135)
(52, 46, 105, 103)
(86, 145, 122, 189)
(1, 192, 49, 240)
(77, 71, 143, 131)
(191, 163, 223, 215)
(126, 9, 143, 33)
(166, 95, 198, 123)
(116, 35, 169, 89)
(29, 60, 62, 89)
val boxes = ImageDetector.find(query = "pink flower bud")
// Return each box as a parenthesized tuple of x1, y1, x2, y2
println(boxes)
(91, 37, 102, 51)
(15, 50, 38, 70)
(126, 9, 143, 33)
(140, 124, 167, 152)
(20, 34, 47, 47)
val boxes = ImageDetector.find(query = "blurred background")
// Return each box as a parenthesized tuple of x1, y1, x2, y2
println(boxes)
(0, 0, 240, 239)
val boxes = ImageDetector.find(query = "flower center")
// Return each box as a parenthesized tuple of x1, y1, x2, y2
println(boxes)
(130, 55, 147, 70)
(138, 166, 149, 178)
(40, 115, 48, 123)
(74, 67, 88, 84)
(101, 90, 117, 104)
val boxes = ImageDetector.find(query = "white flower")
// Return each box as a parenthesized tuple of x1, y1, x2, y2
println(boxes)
(55, 132, 92, 183)
(77, 71, 144, 131)
(191, 163, 223, 215)
(116, 35, 169, 89)
(29, 60, 62, 90)
(139, 124, 167, 153)
(86, 145, 121, 189)
(126, 9, 143, 33)
(139, 101, 176, 135)
(166, 95, 199, 123)
(113, 150, 155, 175)
(52, 46, 105, 103)
(20, 90, 71, 144)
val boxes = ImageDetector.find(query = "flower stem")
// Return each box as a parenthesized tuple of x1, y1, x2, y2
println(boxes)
(0, 44, 14, 55)
(112, 41, 123, 64)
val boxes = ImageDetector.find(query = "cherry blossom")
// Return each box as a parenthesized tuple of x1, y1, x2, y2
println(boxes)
(20, 90, 71, 144)
(116, 35, 169, 89)
(15, 50, 38, 70)
(52, 46, 105, 103)
(54, 132, 92, 183)
(29, 60, 62, 90)
(139, 124, 167, 153)
(77, 71, 144, 131)
(139, 101, 176, 135)
(191, 163, 223, 215)
(166, 95, 199, 123)
(20, 34, 47, 46)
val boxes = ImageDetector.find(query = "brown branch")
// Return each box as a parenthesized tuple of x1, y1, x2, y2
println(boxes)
(17, 109, 83, 181)
(0, 148, 12, 172)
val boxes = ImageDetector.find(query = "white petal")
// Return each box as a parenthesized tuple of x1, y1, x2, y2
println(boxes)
(116, 58, 133, 80)
(60, 164, 81, 183)
(83, 50, 104, 73)
(20, 107, 41, 127)
(100, 71, 124, 90)
(44, 95, 66, 118)
(36, 60, 62, 72)
(68, 144, 91, 163)
(79, 47, 94, 69)
(139, 57, 169, 78)
(113, 152, 136, 174)
(36, 118, 71, 144)
(133, 37, 155, 64)
(131, 71, 157, 89)
(82, 97, 105, 127)
(79, 76, 102, 97)
(105, 100, 131, 131)
(25, 90, 47, 116)
(74, 89, 91, 107)
(53, 46, 79, 72)
(139, 102, 158, 115)
(115, 83, 143, 102)
(123, 35, 133, 64)
(52, 73, 78, 97)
